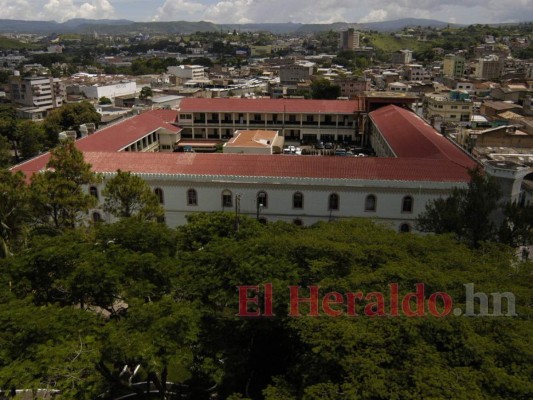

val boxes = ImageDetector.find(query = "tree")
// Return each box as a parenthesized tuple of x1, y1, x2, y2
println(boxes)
(311, 78, 341, 100)
(139, 86, 153, 100)
(29, 140, 99, 231)
(15, 120, 47, 161)
(0, 135, 11, 168)
(43, 102, 101, 146)
(0, 170, 29, 257)
(98, 96, 112, 105)
(102, 170, 164, 221)
(417, 167, 501, 247)
(498, 201, 533, 247)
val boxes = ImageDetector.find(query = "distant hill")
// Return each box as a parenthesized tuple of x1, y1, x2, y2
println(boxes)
(361, 18, 463, 31)
(0, 17, 488, 36)
(78, 20, 221, 35)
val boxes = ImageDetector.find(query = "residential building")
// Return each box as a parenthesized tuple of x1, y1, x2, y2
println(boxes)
(403, 64, 432, 83)
(480, 100, 523, 119)
(279, 62, 315, 85)
(475, 55, 504, 80)
(442, 54, 465, 79)
(167, 65, 205, 81)
(334, 77, 371, 98)
(339, 29, 360, 51)
(423, 91, 474, 125)
(9, 73, 65, 118)
(391, 50, 413, 65)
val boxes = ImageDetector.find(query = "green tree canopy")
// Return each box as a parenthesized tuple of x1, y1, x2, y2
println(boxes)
(139, 86, 153, 100)
(417, 167, 502, 247)
(310, 78, 341, 99)
(29, 140, 100, 231)
(43, 102, 101, 146)
(102, 170, 164, 221)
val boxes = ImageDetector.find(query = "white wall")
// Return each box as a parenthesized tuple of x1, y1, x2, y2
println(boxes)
(81, 81, 137, 99)
(87, 174, 463, 232)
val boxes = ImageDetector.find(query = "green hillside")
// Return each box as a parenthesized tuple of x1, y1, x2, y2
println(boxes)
(0, 36, 34, 49)
(365, 32, 433, 54)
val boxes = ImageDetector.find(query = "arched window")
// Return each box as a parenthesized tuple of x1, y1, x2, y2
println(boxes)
(402, 196, 413, 213)
(293, 219, 303, 226)
(365, 194, 376, 212)
(293, 192, 303, 209)
(399, 223, 411, 233)
(154, 188, 164, 204)
(89, 186, 99, 200)
(187, 189, 197, 206)
(222, 190, 233, 208)
(257, 191, 267, 208)
(328, 193, 339, 210)
(92, 212, 102, 223)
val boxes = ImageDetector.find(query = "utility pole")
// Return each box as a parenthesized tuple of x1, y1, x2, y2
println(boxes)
(234, 194, 241, 233)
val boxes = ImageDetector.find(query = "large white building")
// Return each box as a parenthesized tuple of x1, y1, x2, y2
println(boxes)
(80, 81, 137, 100)
(12, 104, 477, 232)
(167, 65, 205, 80)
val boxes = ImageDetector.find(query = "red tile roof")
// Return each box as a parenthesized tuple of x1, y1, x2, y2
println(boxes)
(12, 152, 472, 183)
(76, 109, 180, 152)
(369, 105, 477, 169)
(178, 98, 363, 114)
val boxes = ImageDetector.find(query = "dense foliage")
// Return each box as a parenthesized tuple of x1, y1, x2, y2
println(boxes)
(0, 175, 531, 399)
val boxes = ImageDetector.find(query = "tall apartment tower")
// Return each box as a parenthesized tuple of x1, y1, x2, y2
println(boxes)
(339, 28, 360, 50)
(9, 73, 65, 112)
(475, 55, 504, 80)
(442, 54, 466, 78)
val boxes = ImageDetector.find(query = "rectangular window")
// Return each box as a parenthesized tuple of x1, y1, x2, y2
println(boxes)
(222, 194, 232, 207)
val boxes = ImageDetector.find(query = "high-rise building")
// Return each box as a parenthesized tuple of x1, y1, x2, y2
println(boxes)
(339, 28, 360, 51)
(442, 54, 465, 79)
(9, 73, 65, 114)
(475, 55, 504, 80)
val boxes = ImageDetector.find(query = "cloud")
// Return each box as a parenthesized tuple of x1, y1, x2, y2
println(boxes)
(0, 0, 532, 24)
(43, 0, 115, 21)
(0, 0, 115, 21)
(150, 0, 533, 24)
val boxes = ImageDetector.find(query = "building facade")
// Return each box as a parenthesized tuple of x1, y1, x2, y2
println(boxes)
(9, 74, 65, 114)
(475, 55, 504, 80)
(12, 104, 477, 233)
(176, 98, 364, 143)
(423, 92, 474, 125)
(339, 29, 360, 51)
(442, 54, 465, 79)
(79, 81, 137, 100)
(279, 62, 315, 85)
(167, 65, 206, 80)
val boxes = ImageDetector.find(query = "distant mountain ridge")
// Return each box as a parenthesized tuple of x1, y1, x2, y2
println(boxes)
(0, 17, 515, 35)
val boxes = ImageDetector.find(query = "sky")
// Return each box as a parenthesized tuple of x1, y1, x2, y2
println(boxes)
(0, 0, 532, 25)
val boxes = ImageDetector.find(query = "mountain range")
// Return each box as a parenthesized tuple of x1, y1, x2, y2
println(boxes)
(0, 18, 467, 35)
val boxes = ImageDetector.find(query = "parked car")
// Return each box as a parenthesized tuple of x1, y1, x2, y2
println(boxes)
(295, 147, 302, 155)
(335, 148, 347, 156)
(324, 142, 333, 149)
(316, 141, 325, 149)
(289, 145, 296, 153)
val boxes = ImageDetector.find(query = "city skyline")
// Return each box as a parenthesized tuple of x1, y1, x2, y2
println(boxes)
(0, 0, 532, 26)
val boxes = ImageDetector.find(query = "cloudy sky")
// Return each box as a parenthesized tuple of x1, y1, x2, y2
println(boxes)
(0, 0, 531, 24)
